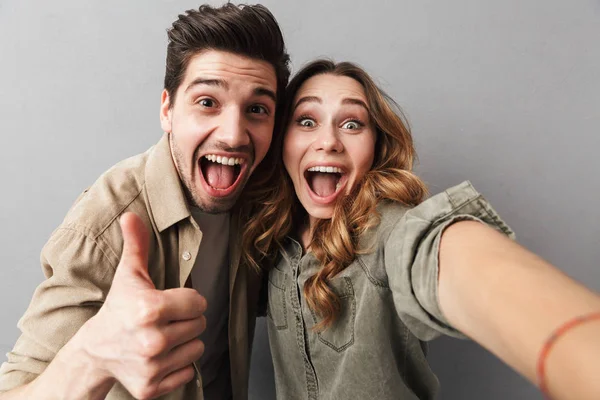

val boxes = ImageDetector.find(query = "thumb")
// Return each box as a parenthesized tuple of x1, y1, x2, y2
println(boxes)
(114, 212, 153, 287)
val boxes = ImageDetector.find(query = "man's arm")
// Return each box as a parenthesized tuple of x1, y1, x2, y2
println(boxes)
(438, 221, 600, 400)
(0, 213, 207, 400)
(0, 331, 116, 400)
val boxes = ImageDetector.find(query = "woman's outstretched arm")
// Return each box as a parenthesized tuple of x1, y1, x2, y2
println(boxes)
(438, 220, 600, 400)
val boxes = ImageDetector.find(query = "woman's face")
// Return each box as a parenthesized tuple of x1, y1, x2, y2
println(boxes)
(283, 73, 376, 221)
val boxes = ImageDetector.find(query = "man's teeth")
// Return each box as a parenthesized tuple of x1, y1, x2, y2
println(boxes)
(307, 166, 343, 173)
(204, 155, 245, 166)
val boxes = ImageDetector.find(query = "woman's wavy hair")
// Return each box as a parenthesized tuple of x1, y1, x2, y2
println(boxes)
(240, 60, 428, 331)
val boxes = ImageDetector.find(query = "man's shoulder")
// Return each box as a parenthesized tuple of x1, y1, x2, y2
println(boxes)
(59, 147, 154, 241)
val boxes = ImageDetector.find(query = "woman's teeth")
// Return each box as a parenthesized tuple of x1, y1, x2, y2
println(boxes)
(305, 166, 344, 196)
(306, 166, 343, 173)
(204, 154, 244, 166)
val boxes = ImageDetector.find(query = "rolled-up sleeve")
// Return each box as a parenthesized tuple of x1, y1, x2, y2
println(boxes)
(0, 226, 116, 392)
(384, 181, 515, 341)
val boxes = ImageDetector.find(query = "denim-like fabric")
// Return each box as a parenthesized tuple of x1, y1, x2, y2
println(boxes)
(266, 181, 514, 400)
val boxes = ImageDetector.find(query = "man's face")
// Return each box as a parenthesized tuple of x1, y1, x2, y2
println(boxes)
(160, 50, 277, 213)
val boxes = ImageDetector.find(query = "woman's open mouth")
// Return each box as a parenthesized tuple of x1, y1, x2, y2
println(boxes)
(199, 154, 246, 197)
(304, 165, 348, 204)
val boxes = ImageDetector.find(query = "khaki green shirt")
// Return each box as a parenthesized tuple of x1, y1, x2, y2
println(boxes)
(0, 133, 262, 399)
(267, 181, 514, 400)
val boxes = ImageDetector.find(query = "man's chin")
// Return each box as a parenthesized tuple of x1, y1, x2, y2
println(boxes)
(190, 190, 242, 214)
(186, 170, 251, 212)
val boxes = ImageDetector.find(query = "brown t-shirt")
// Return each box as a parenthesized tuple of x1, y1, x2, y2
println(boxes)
(191, 209, 232, 400)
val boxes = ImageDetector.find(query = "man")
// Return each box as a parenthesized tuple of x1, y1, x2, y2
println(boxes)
(0, 4, 290, 399)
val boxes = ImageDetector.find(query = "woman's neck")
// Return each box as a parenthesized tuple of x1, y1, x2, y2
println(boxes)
(298, 215, 319, 251)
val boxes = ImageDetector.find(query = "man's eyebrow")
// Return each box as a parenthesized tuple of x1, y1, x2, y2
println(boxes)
(342, 98, 369, 111)
(184, 78, 228, 93)
(254, 87, 277, 104)
(294, 96, 321, 109)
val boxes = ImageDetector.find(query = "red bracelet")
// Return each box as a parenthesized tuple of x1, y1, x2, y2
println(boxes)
(537, 311, 600, 399)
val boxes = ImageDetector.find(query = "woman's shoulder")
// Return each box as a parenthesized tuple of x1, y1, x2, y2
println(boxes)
(358, 200, 409, 254)
(372, 180, 514, 244)
(371, 181, 486, 239)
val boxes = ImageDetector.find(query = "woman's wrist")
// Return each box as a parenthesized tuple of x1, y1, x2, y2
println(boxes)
(543, 317, 600, 400)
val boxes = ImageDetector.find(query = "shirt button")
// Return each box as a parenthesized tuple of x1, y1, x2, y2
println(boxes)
(182, 251, 192, 261)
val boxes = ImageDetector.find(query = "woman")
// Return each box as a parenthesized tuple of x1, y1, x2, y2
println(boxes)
(241, 60, 600, 400)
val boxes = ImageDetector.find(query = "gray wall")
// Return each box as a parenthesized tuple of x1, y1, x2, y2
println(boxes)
(1, 1, 598, 399)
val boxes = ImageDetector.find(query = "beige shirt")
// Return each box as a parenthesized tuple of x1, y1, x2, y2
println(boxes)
(0, 133, 262, 399)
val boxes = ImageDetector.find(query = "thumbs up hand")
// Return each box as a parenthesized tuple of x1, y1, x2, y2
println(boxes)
(109, 211, 156, 291)
(82, 212, 207, 399)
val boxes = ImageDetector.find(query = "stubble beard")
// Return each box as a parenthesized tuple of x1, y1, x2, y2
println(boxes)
(170, 135, 251, 214)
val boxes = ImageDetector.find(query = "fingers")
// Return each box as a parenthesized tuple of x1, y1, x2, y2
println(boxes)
(128, 364, 197, 400)
(164, 339, 204, 377)
(117, 212, 152, 285)
(152, 365, 196, 398)
(158, 288, 207, 322)
(146, 339, 203, 398)
(163, 317, 207, 350)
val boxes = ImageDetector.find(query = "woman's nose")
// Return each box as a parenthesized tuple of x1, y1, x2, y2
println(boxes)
(313, 125, 343, 153)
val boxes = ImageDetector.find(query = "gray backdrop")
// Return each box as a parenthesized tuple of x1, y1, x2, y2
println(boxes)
(1, 1, 598, 399)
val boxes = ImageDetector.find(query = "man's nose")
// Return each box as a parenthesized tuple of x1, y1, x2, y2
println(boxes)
(214, 107, 251, 149)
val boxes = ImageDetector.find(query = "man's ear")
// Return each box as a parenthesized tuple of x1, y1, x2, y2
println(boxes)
(160, 89, 172, 133)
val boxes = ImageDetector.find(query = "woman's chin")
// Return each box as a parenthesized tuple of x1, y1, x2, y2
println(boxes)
(304, 205, 334, 224)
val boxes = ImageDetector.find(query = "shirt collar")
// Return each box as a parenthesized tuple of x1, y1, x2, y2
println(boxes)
(145, 133, 191, 232)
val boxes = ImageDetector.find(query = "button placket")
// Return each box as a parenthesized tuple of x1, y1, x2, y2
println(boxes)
(288, 246, 318, 399)
(177, 219, 202, 287)
(290, 254, 302, 311)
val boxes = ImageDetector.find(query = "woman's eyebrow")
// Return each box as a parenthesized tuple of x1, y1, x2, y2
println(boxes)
(342, 97, 369, 111)
(294, 96, 321, 109)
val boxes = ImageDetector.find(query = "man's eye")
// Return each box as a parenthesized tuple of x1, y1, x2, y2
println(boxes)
(199, 98, 216, 108)
(298, 118, 316, 127)
(249, 105, 268, 115)
(342, 121, 362, 130)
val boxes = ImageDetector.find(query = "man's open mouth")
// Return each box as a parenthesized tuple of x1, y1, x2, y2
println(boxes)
(304, 165, 347, 199)
(200, 154, 245, 192)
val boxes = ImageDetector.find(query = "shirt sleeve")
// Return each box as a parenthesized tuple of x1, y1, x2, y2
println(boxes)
(0, 226, 116, 392)
(384, 181, 515, 341)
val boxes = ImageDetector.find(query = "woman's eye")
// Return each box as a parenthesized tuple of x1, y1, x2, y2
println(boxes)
(249, 105, 268, 115)
(199, 98, 216, 108)
(298, 118, 316, 127)
(342, 120, 361, 130)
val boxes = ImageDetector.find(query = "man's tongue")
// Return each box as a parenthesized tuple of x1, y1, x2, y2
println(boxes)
(204, 163, 236, 189)
(311, 173, 337, 197)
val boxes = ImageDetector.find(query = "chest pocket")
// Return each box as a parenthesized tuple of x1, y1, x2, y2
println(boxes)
(267, 267, 288, 330)
(311, 276, 356, 352)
